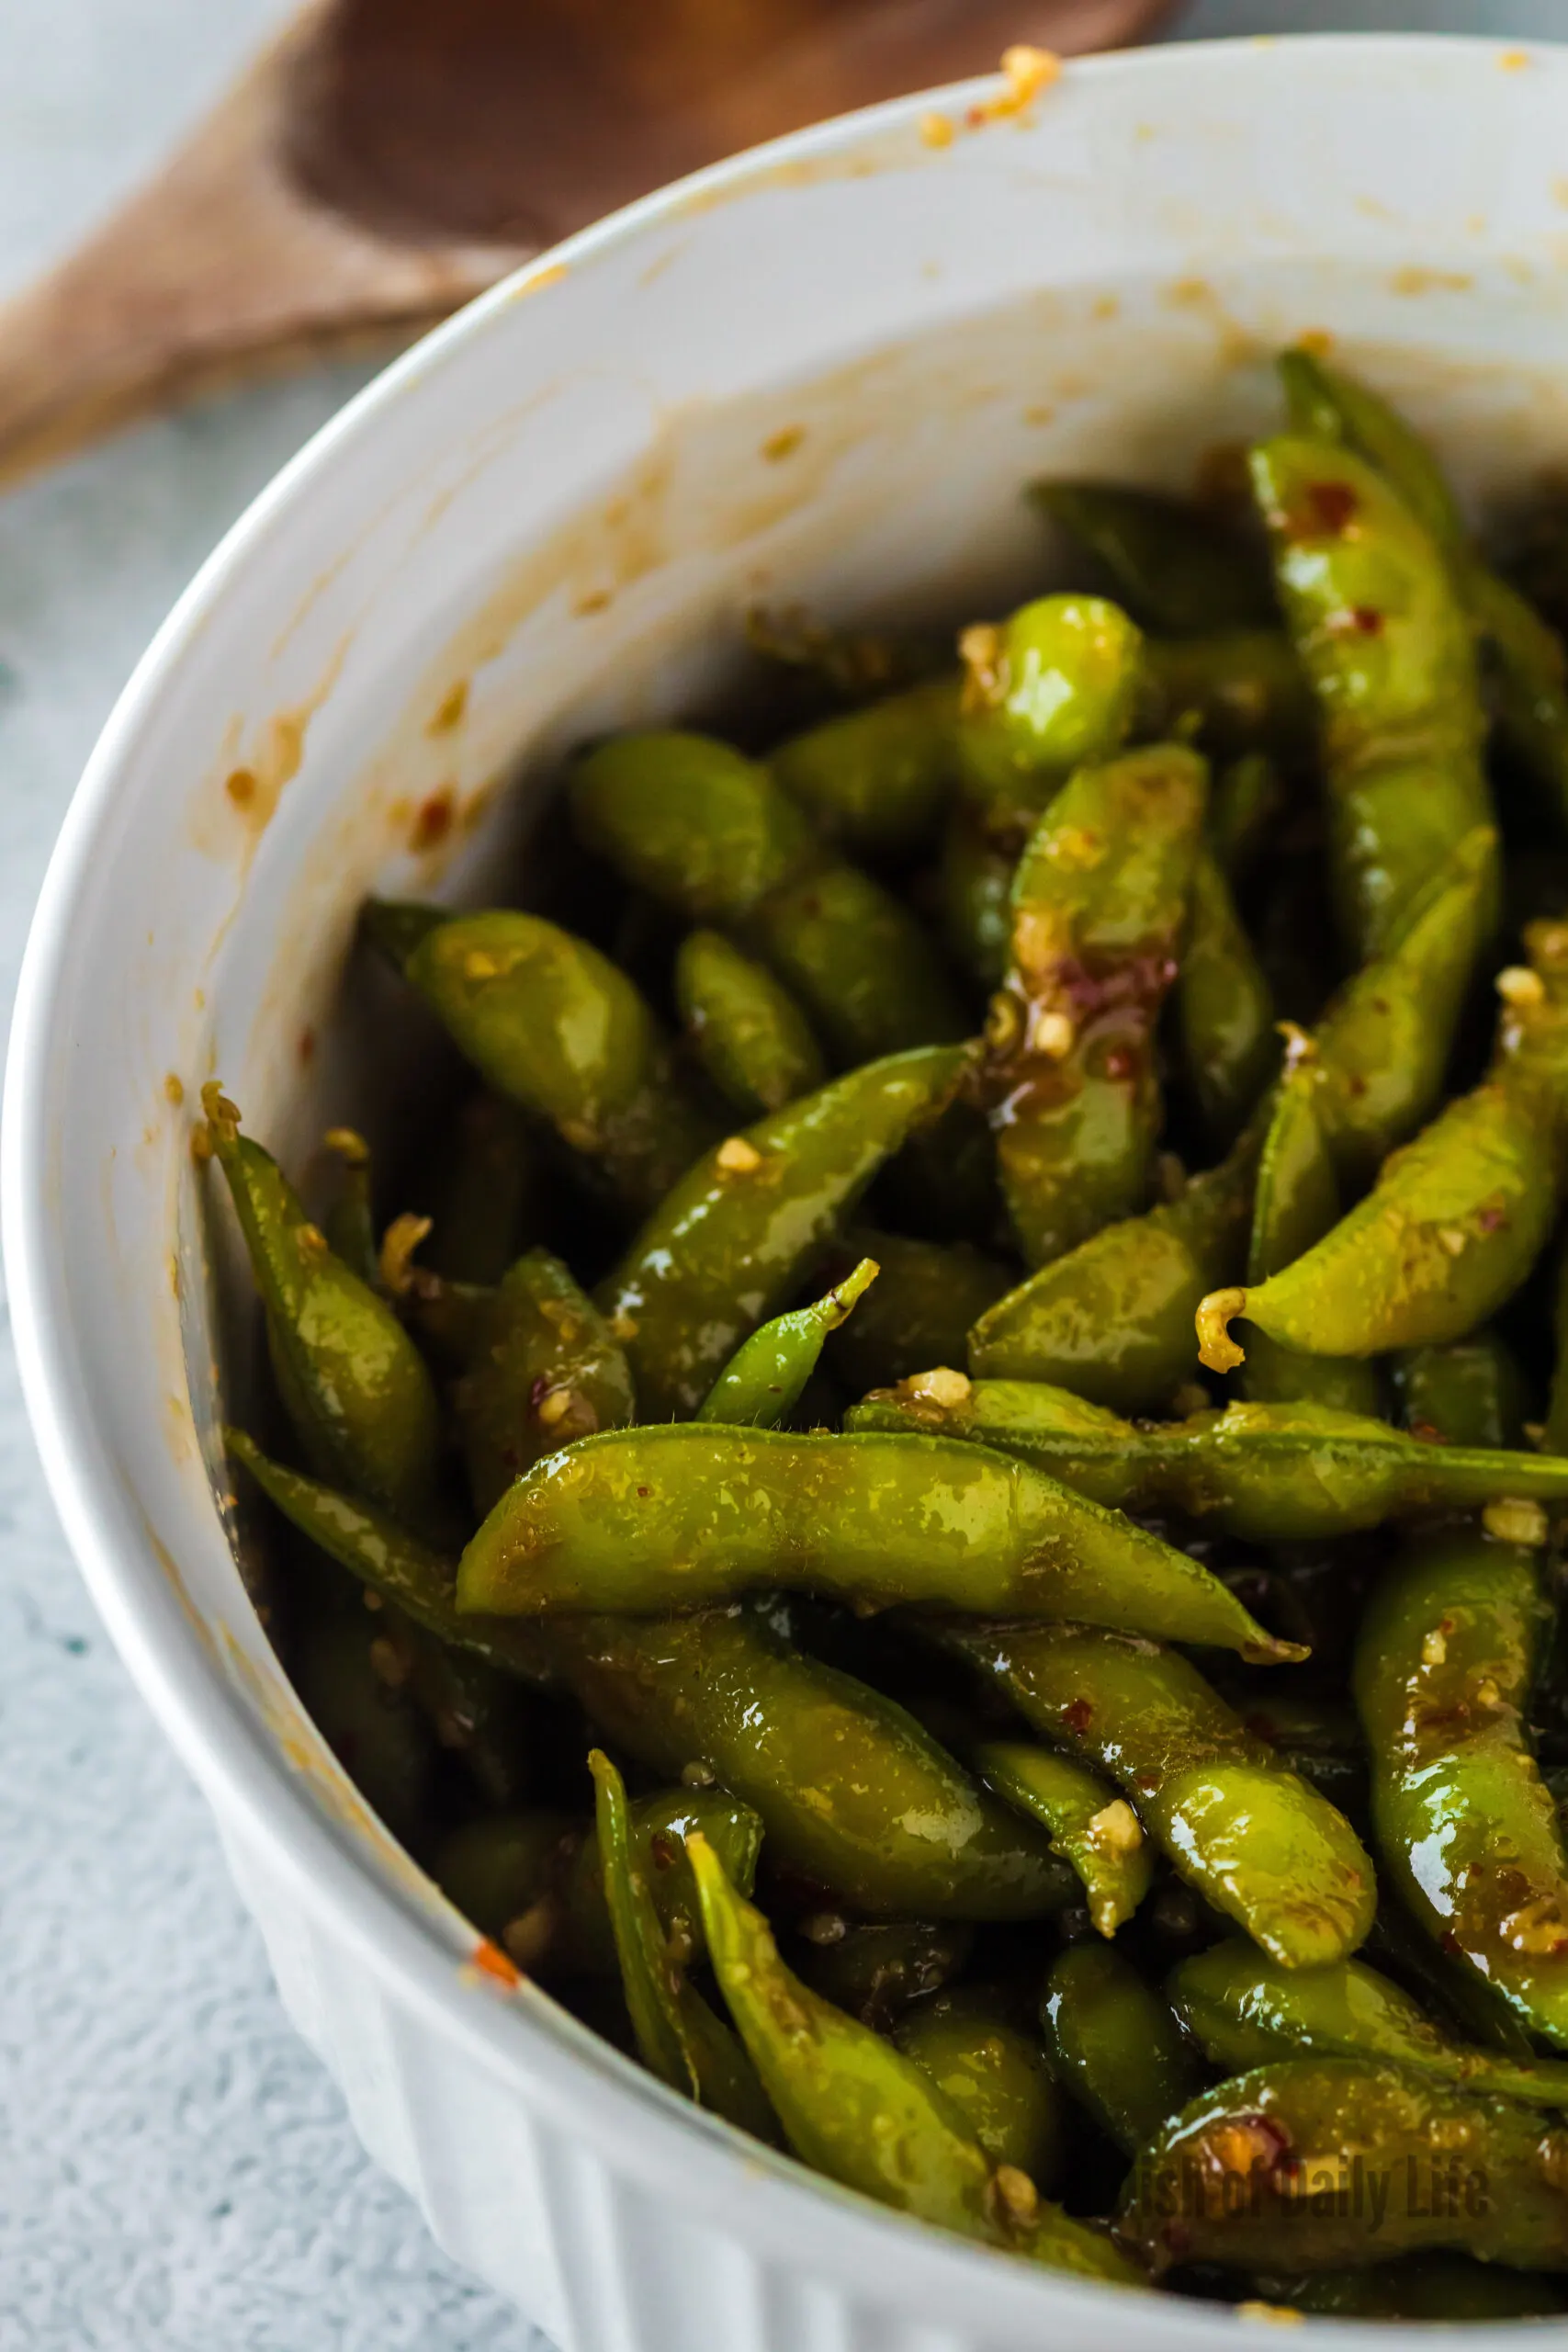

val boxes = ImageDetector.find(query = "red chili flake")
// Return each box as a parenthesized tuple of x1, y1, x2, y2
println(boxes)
(1478, 1204, 1507, 1233)
(1308, 481, 1359, 532)
(637, 1486, 652, 1499)
(1349, 605, 1384, 635)
(1065, 1696, 1094, 1733)
(1102, 1048, 1135, 1082)
(528, 1374, 551, 1408)
(1441, 1928, 1463, 1954)
(1347, 1073, 1368, 1098)
(298, 1026, 316, 1065)
(472, 1937, 521, 1987)
(649, 1831, 679, 1871)
(412, 786, 457, 850)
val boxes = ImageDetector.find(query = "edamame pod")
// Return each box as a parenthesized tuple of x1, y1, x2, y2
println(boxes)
(895, 1990, 1068, 2188)
(768, 677, 960, 859)
(969, 1115, 1260, 1410)
(984, 742, 1206, 1268)
(457, 1248, 635, 1515)
(1041, 1943, 1204, 2157)
(973, 1740, 1152, 1937)
(822, 1229, 1011, 1396)
(201, 1090, 444, 1532)
(571, 730, 965, 1063)
(1174, 850, 1277, 1150)
(458, 1424, 1303, 1660)
(673, 930, 825, 1118)
(1355, 1524, 1568, 2048)
(1120, 2060, 1568, 2275)
(696, 1258, 876, 1429)
(954, 593, 1144, 828)
(793, 1919, 973, 2029)
(422, 1092, 539, 1286)
(1248, 437, 1491, 960)
(689, 1836, 1142, 2284)
(1140, 630, 1313, 762)
(382, 907, 716, 1216)
(589, 1750, 777, 2138)
(597, 1043, 968, 1419)
(939, 1622, 1375, 1969)
(1393, 1328, 1529, 1453)
(1169, 1939, 1568, 2108)
(321, 1126, 378, 1289)
(849, 1386, 1568, 1543)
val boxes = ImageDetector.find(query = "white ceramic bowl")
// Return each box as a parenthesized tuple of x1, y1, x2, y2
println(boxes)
(11, 32, 1568, 2350)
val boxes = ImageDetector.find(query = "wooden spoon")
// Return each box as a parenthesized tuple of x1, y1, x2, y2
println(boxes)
(0, 0, 1172, 493)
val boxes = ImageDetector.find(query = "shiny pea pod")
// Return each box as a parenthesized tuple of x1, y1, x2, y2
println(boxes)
(1173, 849, 1278, 1151)
(1355, 1523, 1568, 2049)
(688, 1835, 1142, 2285)
(954, 593, 1144, 829)
(1040, 1943, 1204, 2159)
(589, 1750, 778, 2139)
(321, 1125, 378, 1289)
(1119, 2060, 1568, 2276)
(226, 1432, 1067, 1923)
(851, 1385, 1568, 1544)
(696, 1258, 877, 1429)
(570, 730, 965, 1064)
(673, 930, 826, 1119)
(984, 742, 1206, 1269)
(968, 1114, 1260, 1411)
(822, 1229, 1011, 1396)
(367, 1606, 532, 1808)
(1032, 482, 1273, 636)
(939, 1622, 1376, 1969)
(457, 1248, 635, 1516)
(974, 1740, 1153, 1937)
(379, 907, 716, 1217)
(1248, 436, 1491, 961)
(291, 1583, 435, 1850)
(596, 1043, 967, 1419)
(768, 676, 960, 859)
(939, 806, 1016, 988)
(201, 1089, 445, 1533)
(422, 1091, 539, 1287)
(1168, 1938, 1568, 2109)
(552, 1607, 1073, 1922)
(458, 1424, 1303, 1660)
(895, 1990, 1068, 2188)
(1237, 1050, 1381, 1417)
(1209, 751, 1283, 882)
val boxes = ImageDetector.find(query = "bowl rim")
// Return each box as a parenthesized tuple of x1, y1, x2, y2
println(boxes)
(6, 31, 1564, 2345)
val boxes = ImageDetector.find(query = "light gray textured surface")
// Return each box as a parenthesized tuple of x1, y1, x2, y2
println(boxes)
(0, 3, 1546, 2346)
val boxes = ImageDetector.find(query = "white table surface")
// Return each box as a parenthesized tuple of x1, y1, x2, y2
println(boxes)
(0, 3, 1558, 2346)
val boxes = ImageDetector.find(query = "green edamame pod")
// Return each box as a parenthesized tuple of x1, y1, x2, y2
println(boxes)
(1472, 568, 1568, 829)
(969, 1115, 1259, 1410)
(1393, 1329, 1529, 1452)
(1033, 482, 1273, 636)
(434, 1808, 579, 1952)
(954, 593, 1144, 828)
(551, 1608, 1072, 1922)
(939, 1622, 1375, 1969)
(938, 807, 1016, 988)
(984, 742, 1207, 1268)
(589, 1750, 777, 2139)
(367, 1608, 532, 1807)
(1041, 1943, 1203, 2157)
(598, 1043, 968, 1419)
(1209, 752, 1283, 883)
(974, 1740, 1153, 1937)
(850, 1385, 1568, 1543)
(768, 677, 960, 859)
(1247, 437, 1491, 961)
(1120, 2060, 1568, 2275)
(895, 1990, 1068, 2188)
(201, 1089, 444, 1533)
(570, 731, 965, 1064)
(1173, 849, 1278, 1151)
(1278, 346, 1463, 553)
(689, 1836, 1141, 2284)
(459, 1423, 1303, 1661)
(1236, 1050, 1380, 1417)
(696, 1258, 876, 1428)
(793, 1919, 974, 2030)
(673, 930, 825, 1119)
(457, 1248, 635, 1516)
(423, 1092, 539, 1287)
(1139, 630, 1313, 763)
(1251, 2256, 1568, 2324)
(1169, 1938, 1568, 2108)
(380, 907, 716, 1216)
(1355, 1523, 1568, 2049)
(822, 1230, 1011, 1396)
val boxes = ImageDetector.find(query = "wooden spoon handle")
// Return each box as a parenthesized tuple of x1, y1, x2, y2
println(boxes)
(0, 6, 525, 492)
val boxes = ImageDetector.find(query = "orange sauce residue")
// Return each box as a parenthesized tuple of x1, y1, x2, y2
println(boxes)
(426, 678, 469, 736)
(411, 786, 457, 851)
(469, 1938, 522, 1990)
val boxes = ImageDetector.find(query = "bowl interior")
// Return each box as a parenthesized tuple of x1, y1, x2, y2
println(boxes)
(15, 30, 1568, 2338)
